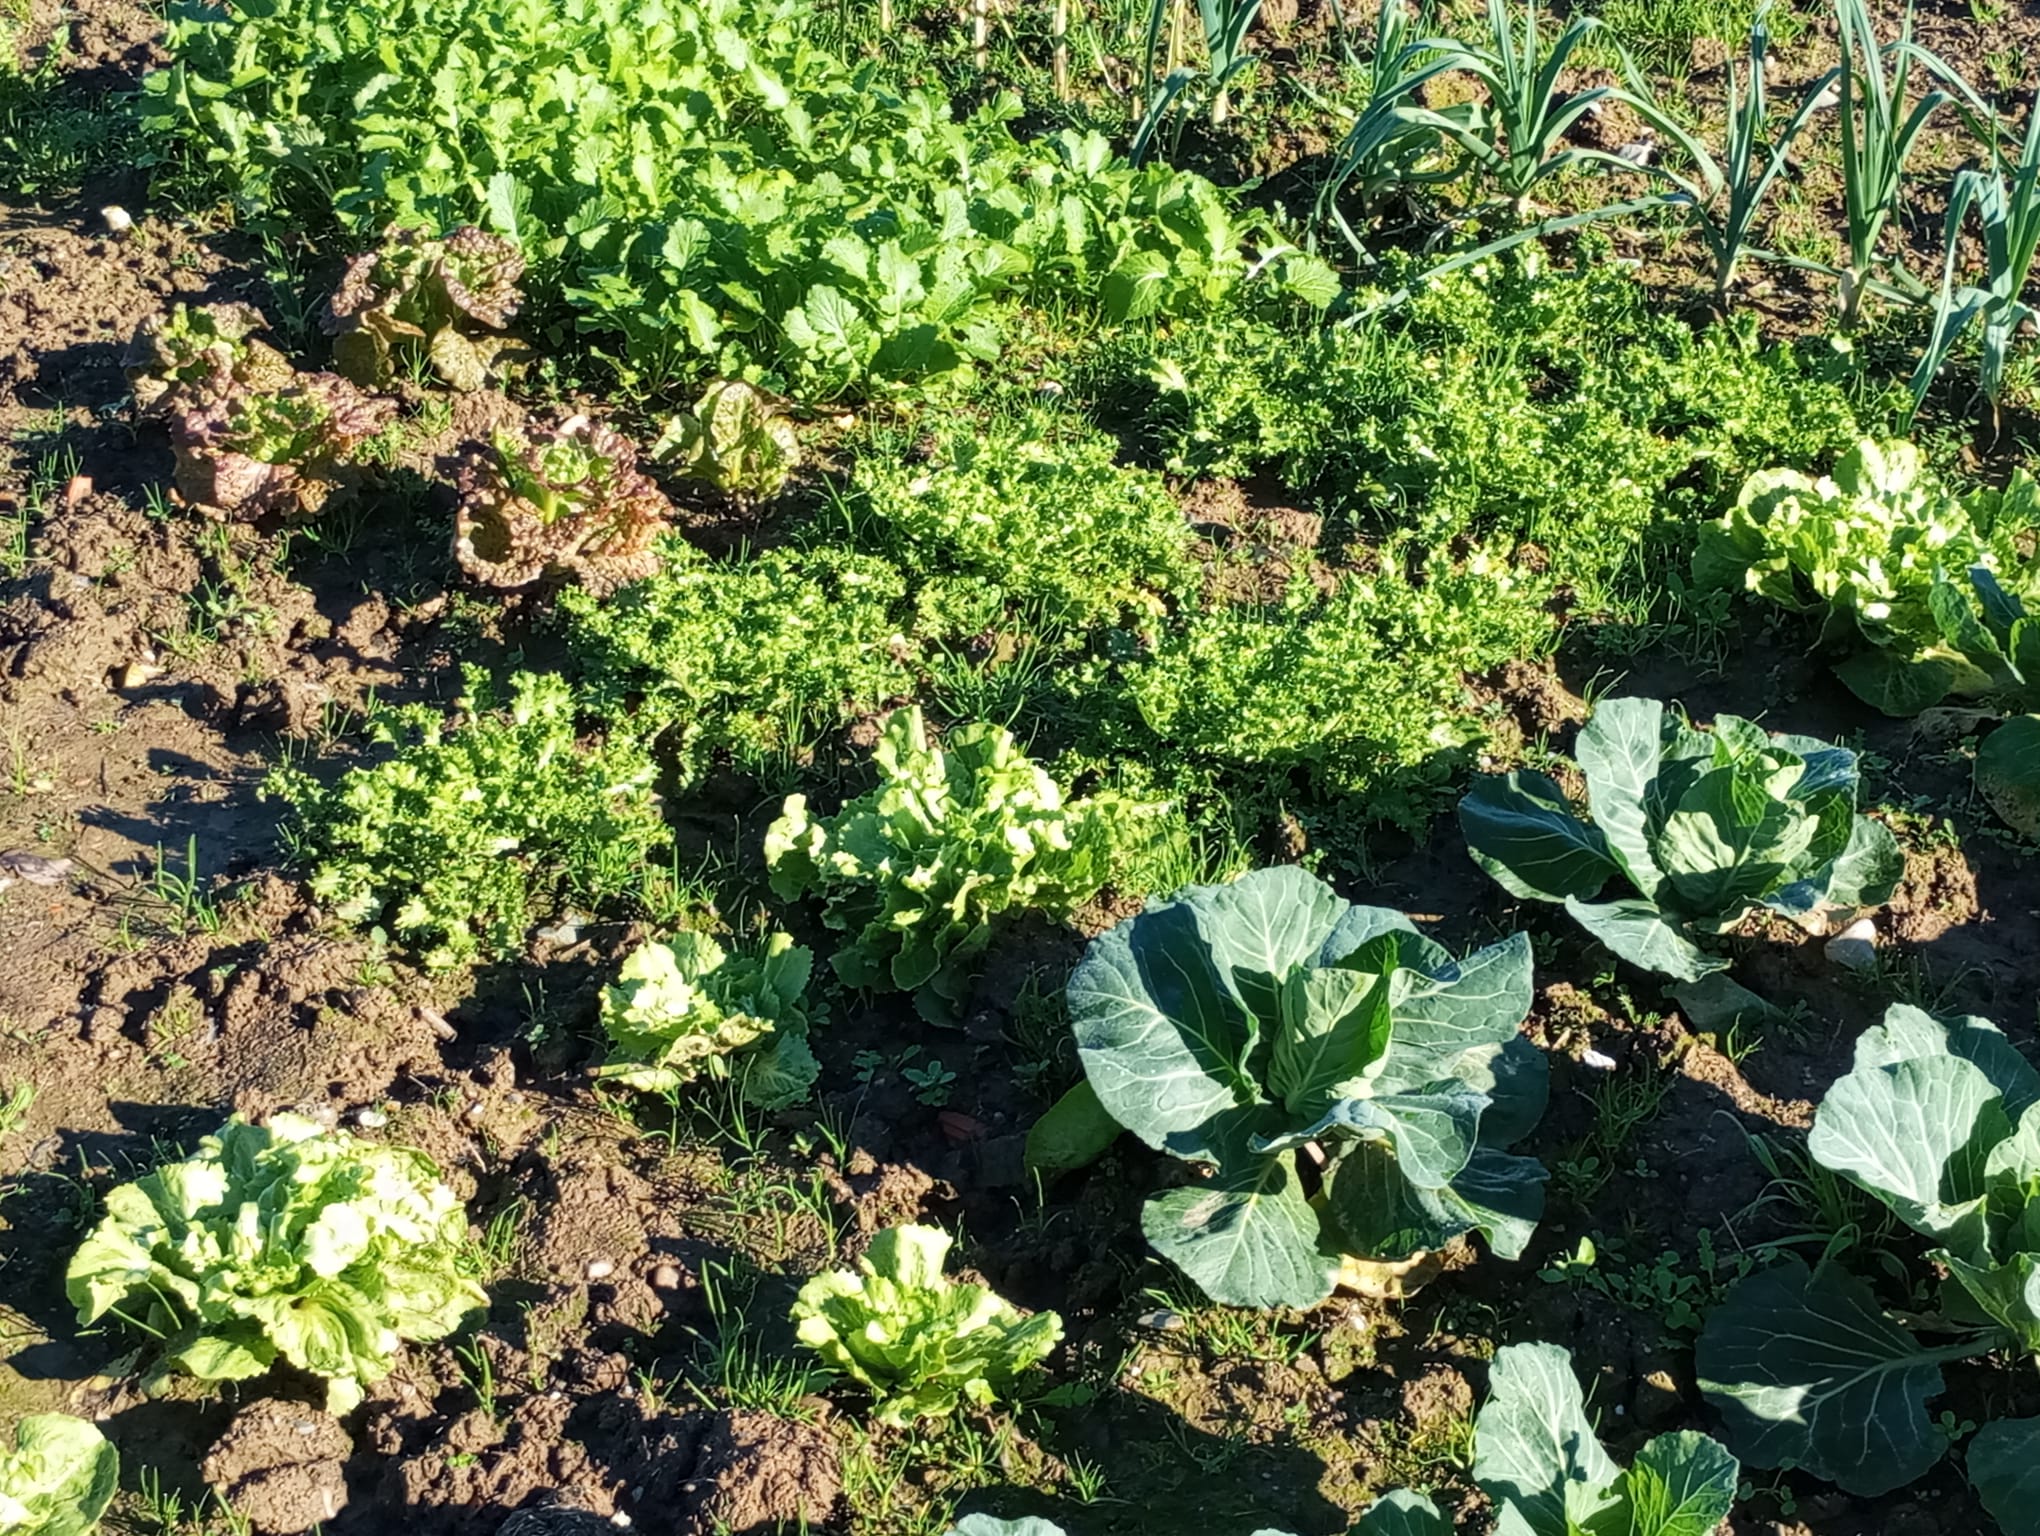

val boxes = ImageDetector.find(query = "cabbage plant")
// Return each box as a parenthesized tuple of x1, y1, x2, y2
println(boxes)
(67, 1114, 488, 1414)
(792, 1224, 1060, 1426)
(1459, 697, 1901, 984)
(945, 1343, 1739, 1534)
(1059, 865, 1547, 1310)
(766, 707, 1161, 1020)
(0, 1414, 117, 1535)
(596, 930, 819, 1108)
(1697, 1004, 2040, 1534)
(1361, 1342, 1739, 1535)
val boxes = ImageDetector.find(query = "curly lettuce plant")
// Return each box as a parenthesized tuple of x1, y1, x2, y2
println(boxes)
(168, 370, 396, 521)
(792, 1224, 1060, 1426)
(1696, 1004, 2040, 1534)
(1459, 697, 1901, 986)
(597, 931, 819, 1108)
(650, 380, 801, 499)
(1050, 865, 1547, 1310)
(0, 1415, 117, 1535)
(67, 1114, 487, 1415)
(453, 413, 676, 593)
(125, 301, 293, 418)
(325, 224, 527, 391)
(765, 707, 1161, 1019)
(1693, 438, 2040, 715)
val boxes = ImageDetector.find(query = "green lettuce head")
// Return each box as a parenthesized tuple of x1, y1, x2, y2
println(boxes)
(596, 930, 820, 1108)
(792, 1224, 1060, 1426)
(66, 1113, 487, 1414)
(0, 1414, 117, 1536)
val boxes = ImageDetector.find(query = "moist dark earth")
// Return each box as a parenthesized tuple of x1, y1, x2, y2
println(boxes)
(3, 0, 2038, 1533)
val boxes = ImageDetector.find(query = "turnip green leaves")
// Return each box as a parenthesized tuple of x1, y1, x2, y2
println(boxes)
(66, 1114, 487, 1415)
(0, 1415, 117, 1536)
(792, 1225, 1060, 1427)
(1057, 866, 1547, 1310)
(1459, 697, 1900, 984)
(1696, 1005, 2040, 1530)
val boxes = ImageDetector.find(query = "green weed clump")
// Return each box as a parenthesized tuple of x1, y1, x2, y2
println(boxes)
(1097, 253, 1881, 604)
(558, 543, 916, 778)
(268, 669, 669, 967)
(843, 409, 1196, 634)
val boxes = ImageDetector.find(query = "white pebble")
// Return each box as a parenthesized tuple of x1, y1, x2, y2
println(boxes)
(1825, 918, 1878, 974)
(1582, 1048, 1617, 1071)
(354, 1107, 388, 1129)
(585, 1259, 615, 1281)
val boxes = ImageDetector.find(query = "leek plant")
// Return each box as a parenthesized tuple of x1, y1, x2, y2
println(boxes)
(1910, 93, 2040, 424)
(1130, 0, 1265, 163)
(1313, 0, 1471, 247)
(1406, 0, 1647, 212)
(1626, 9, 1823, 310)
(1824, 0, 1956, 327)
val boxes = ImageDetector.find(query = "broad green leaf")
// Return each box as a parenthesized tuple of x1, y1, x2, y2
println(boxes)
(1471, 1341, 1621, 1536)
(1458, 771, 1617, 903)
(1941, 1251, 2040, 1354)
(1655, 758, 1807, 916)
(947, 1519, 1069, 1536)
(1668, 973, 1783, 1033)
(1374, 933, 1535, 1095)
(1255, 1087, 1483, 1187)
(1024, 1081, 1122, 1181)
(1574, 694, 1671, 901)
(1142, 1147, 1336, 1310)
(1978, 715, 2040, 836)
(1328, 1140, 1546, 1262)
(1808, 1052, 2005, 1248)
(1563, 896, 1726, 981)
(1833, 647, 1960, 716)
(1695, 1259, 1954, 1496)
(1803, 813, 1903, 910)
(1354, 1489, 1452, 1535)
(1969, 1415, 2040, 1536)
(1852, 1004, 2040, 1120)
(1070, 897, 1257, 1149)
(1192, 865, 1350, 1030)
(1622, 1430, 1740, 1536)
(1457, 1035, 1550, 1149)
(1268, 936, 1398, 1114)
